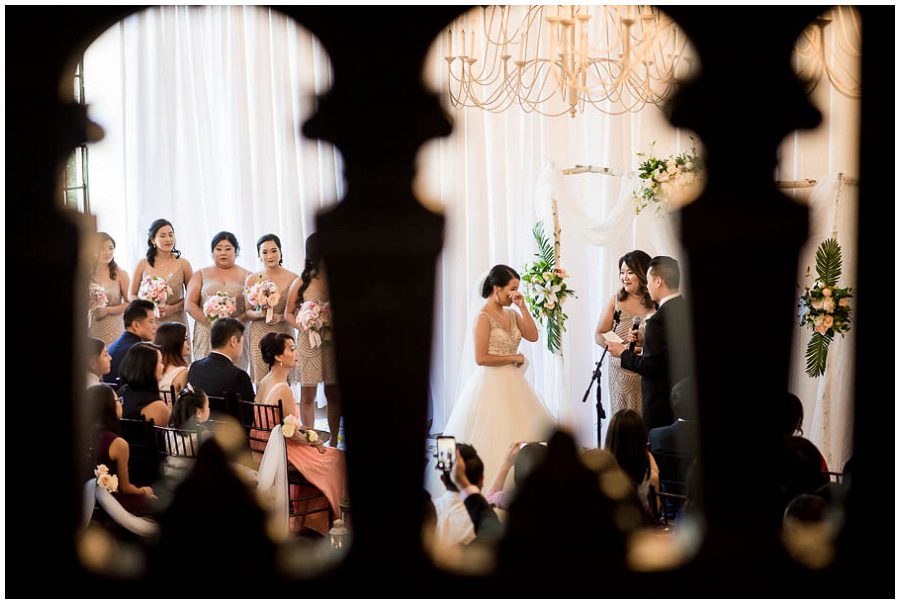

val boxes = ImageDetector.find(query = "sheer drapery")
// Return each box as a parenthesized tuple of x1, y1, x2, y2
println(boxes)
(85, 6, 343, 274)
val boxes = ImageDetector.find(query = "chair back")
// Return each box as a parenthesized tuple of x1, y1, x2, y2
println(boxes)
(102, 378, 121, 393)
(159, 385, 177, 407)
(154, 425, 202, 458)
(234, 399, 284, 451)
(119, 417, 161, 484)
(651, 450, 694, 496)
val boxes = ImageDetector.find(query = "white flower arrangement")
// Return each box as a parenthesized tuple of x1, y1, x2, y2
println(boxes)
(94, 464, 119, 493)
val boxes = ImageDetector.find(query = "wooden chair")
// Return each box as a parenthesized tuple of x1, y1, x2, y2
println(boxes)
(119, 417, 161, 485)
(154, 425, 202, 459)
(233, 398, 333, 528)
(102, 378, 121, 392)
(158, 385, 178, 408)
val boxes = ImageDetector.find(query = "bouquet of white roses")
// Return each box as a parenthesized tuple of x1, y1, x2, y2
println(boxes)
(203, 291, 237, 322)
(88, 282, 108, 328)
(282, 415, 321, 445)
(94, 464, 119, 493)
(246, 278, 280, 323)
(138, 274, 173, 317)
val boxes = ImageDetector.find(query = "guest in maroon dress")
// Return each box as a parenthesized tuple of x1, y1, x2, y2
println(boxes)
(88, 384, 158, 517)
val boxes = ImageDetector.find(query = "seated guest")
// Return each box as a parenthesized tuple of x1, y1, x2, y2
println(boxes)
(105, 299, 158, 382)
(119, 343, 169, 427)
(779, 436, 829, 509)
(162, 386, 212, 480)
(484, 440, 546, 512)
(778, 392, 828, 472)
(87, 337, 112, 388)
(87, 384, 157, 517)
(448, 446, 502, 544)
(649, 378, 698, 457)
(187, 318, 255, 404)
(605, 409, 660, 514)
(782, 493, 835, 568)
(155, 322, 190, 394)
(433, 443, 485, 549)
(256, 332, 347, 534)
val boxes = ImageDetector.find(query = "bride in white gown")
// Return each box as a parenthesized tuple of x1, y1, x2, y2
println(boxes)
(433, 265, 555, 495)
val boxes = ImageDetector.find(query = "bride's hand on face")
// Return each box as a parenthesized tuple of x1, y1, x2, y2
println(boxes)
(510, 290, 526, 309)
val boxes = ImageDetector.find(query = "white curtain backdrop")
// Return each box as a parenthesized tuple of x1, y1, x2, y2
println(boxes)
(85, 6, 343, 277)
(84, 7, 860, 455)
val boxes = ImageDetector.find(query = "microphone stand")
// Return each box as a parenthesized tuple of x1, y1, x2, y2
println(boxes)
(583, 311, 619, 447)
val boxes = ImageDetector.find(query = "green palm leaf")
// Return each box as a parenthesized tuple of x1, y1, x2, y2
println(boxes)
(805, 331, 833, 378)
(815, 238, 843, 285)
(533, 222, 556, 266)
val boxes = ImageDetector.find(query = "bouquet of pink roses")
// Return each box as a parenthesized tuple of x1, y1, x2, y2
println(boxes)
(203, 291, 237, 322)
(297, 300, 331, 348)
(138, 275, 173, 317)
(245, 279, 280, 323)
(88, 282, 108, 328)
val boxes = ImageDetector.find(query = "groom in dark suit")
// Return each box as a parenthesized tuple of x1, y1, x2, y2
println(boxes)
(187, 317, 256, 405)
(608, 256, 692, 432)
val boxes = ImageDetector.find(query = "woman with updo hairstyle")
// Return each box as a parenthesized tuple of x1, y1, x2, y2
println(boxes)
(595, 250, 656, 417)
(88, 232, 131, 345)
(244, 234, 299, 386)
(186, 231, 250, 366)
(285, 232, 341, 440)
(154, 321, 190, 393)
(254, 331, 348, 534)
(427, 263, 553, 499)
(129, 220, 193, 356)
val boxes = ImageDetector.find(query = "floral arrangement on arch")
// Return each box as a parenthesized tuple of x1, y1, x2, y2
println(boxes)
(633, 140, 704, 215)
(798, 238, 853, 378)
(521, 221, 576, 355)
(203, 291, 237, 322)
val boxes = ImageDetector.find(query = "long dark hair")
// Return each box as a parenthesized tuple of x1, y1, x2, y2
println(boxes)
(95, 232, 119, 280)
(256, 234, 283, 266)
(146, 219, 181, 267)
(170, 387, 208, 430)
(604, 409, 650, 487)
(154, 322, 188, 368)
(119, 343, 161, 393)
(88, 384, 120, 436)
(616, 250, 653, 309)
(297, 233, 320, 303)
(481, 264, 520, 298)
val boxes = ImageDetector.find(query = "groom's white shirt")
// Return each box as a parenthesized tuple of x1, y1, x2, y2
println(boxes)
(658, 292, 681, 308)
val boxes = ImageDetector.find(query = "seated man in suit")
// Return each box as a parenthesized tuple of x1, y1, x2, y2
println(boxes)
(607, 256, 692, 432)
(105, 299, 158, 383)
(649, 379, 698, 495)
(187, 318, 255, 405)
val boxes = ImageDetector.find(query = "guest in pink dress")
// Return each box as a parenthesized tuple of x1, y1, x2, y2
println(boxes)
(254, 332, 347, 533)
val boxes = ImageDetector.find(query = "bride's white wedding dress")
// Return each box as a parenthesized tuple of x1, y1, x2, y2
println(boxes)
(431, 309, 554, 495)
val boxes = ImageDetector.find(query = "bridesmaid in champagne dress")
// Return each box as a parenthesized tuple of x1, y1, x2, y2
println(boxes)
(88, 232, 131, 346)
(285, 233, 341, 440)
(595, 250, 656, 418)
(245, 234, 299, 386)
(185, 231, 250, 368)
(130, 219, 194, 356)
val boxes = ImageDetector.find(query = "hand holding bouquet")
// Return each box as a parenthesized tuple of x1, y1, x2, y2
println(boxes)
(88, 283, 109, 326)
(138, 275, 174, 317)
(245, 279, 280, 323)
(297, 300, 330, 348)
(203, 291, 237, 323)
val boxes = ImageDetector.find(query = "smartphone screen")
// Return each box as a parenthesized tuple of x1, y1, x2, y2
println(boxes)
(436, 436, 456, 471)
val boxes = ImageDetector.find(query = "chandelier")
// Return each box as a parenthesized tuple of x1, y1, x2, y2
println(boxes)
(444, 6, 861, 118)
(793, 6, 861, 99)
